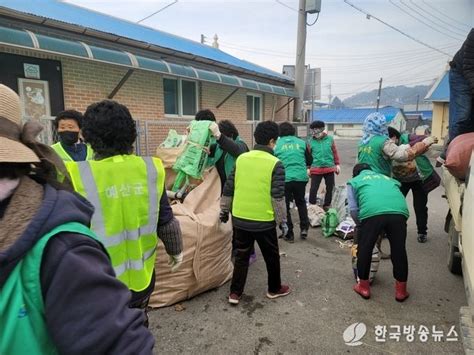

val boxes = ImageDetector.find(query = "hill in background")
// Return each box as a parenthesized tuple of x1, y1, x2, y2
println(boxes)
(342, 85, 431, 108)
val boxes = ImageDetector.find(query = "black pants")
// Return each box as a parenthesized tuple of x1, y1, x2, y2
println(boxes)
(129, 272, 155, 328)
(357, 214, 408, 282)
(230, 227, 281, 296)
(285, 181, 310, 235)
(400, 180, 428, 235)
(309, 173, 335, 207)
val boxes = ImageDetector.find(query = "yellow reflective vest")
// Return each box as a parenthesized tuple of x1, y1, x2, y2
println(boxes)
(232, 150, 279, 222)
(51, 142, 94, 162)
(66, 155, 165, 292)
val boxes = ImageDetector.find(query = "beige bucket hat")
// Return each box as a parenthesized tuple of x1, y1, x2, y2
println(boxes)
(0, 84, 40, 163)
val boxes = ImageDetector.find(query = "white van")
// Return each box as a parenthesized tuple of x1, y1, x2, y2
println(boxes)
(443, 152, 474, 352)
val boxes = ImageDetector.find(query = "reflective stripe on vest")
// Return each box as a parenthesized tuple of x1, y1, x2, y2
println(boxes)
(232, 150, 279, 222)
(51, 142, 94, 161)
(68, 155, 165, 291)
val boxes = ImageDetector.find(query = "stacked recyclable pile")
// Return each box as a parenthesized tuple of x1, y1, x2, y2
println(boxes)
(150, 122, 233, 308)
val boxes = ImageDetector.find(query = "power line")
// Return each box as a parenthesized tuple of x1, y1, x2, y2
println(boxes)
(275, 0, 299, 13)
(409, 0, 469, 35)
(219, 42, 455, 68)
(316, 49, 447, 70)
(398, 0, 466, 39)
(383, 55, 444, 81)
(327, 75, 437, 87)
(388, 0, 464, 40)
(343, 0, 452, 56)
(307, 12, 320, 26)
(137, 0, 178, 23)
(219, 38, 458, 60)
(422, 0, 472, 30)
(321, 56, 446, 74)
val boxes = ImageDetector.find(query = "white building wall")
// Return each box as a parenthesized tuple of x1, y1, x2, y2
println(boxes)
(333, 124, 364, 137)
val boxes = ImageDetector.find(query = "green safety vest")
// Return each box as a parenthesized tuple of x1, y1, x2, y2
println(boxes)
(400, 134, 434, 181)
(348, 169, 409, 221)
(309, 135, 335, 168)
(66, 155, 165, 292)
(358, 135, 392, 177)
(51, 142, 94, 162)
(232, 150, 279, 222)
(275, 135, 308, 182)
(213, 136, 246, 178)
(0, 222, 99, 354)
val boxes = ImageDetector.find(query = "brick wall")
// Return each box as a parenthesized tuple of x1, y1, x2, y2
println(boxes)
(1, 45, 293, 151)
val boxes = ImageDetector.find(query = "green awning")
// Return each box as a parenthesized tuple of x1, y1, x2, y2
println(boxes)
(0, 25, 297, 97)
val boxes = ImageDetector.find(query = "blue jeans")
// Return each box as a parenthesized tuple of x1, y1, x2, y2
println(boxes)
(448, 68, 474, 142)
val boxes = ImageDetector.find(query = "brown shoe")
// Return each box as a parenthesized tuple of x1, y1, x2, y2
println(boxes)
(267, 285, 291, 299)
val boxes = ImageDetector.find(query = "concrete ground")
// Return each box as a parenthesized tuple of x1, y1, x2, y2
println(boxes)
(149, 139, 466, 354)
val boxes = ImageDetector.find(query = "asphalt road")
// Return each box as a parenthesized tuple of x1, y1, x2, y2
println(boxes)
(149, 138, 466, 354)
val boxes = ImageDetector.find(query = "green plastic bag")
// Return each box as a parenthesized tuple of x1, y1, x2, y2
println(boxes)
(321, 208, 339, 238)
(173, 120, 213, 179)
(172, 120, 215, 194)
(160, 129, 186, 148)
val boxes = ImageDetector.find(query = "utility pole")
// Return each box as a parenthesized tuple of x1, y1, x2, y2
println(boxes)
(200, 34, 205, 44)
(376, 77, 383, 112)
(328, 81, 332, 109)
(293, 0, 307, 121)
(311, 69, 315, 121)
(416, 94, 420, 112)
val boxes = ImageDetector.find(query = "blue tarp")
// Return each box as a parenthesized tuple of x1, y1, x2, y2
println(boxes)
(0, 0, 291, 82)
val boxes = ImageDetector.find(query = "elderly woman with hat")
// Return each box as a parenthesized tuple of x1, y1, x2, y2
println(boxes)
(0, 85, 154, 354)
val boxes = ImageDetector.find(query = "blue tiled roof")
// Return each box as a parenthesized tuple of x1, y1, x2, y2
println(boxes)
(425, 70, 449, 102)
(405, 110, 433, 120)
(311, 107, 401, 124)
(0, 0, 291, 82)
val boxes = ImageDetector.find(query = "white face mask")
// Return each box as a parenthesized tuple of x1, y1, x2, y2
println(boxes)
(0, 178, 20, 201)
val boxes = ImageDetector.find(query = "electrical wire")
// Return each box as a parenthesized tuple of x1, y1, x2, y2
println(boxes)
(219, 42, 456, 66)
(422, 0, 472, 30)
(275, 0, 299, 13)
(137, 0, 178, 23)
(399, 0, 466, 38)
(388, 0, 464, 40)
(306, 12, 320, 26)
(343, 0, 452, 56)
(409, 0, 469, 35)
(218, 40, 458, 60)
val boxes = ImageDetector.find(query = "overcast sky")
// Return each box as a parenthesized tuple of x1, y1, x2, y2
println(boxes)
(65, 0, 473, 101)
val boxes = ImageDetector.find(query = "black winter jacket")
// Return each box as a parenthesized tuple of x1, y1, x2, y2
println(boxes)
(214, 134, 249, 191)
(451, 28, 474, 93)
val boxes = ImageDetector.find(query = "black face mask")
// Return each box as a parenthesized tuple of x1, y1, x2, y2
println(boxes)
(58, 131, 79, 145)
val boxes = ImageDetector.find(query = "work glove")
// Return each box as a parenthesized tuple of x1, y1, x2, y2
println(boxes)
(422, 136, 437, 146)
(209, 122, 221, 139)
(168, 252, 183, 272)
(280, 222, 289, 238)
(220, 210, 229, 223)
(336, 165, 341, 175)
